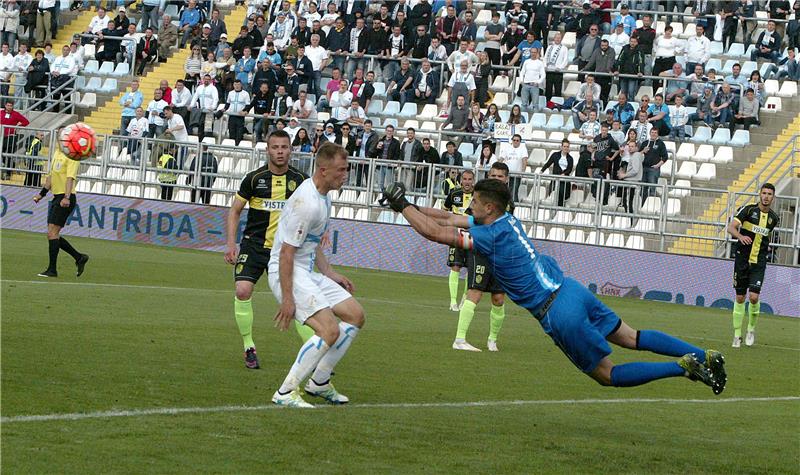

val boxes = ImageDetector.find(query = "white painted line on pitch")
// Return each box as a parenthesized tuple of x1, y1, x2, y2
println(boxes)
(2, 396, 798, 424)
(4, 279, 800, 351)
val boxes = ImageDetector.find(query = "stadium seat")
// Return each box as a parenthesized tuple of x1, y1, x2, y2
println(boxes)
(544, 115, 564, 130)
(527, 225, 546, 240)
(492, 92, 510, 108)
(98, 61, 115, 75)
(77, 92, 97, 108)
(563, 81, 581, 98)
(367, 99, 384, 116)
(634, 218, 655, 232)
(395, 213, 409, 225)
(336, 206, 355, 219)
(670, 22, 684, 37)
(676, 142, 695, 161)
(764, 79, 780, 96)
(691, 126, 712, 143)
(546, 227, 565, 241)
(99, 78, 117, 93)
(695, 144, 714, 162)
(490, 75, 510, 92)
(530, 112, 547, 128)
(566, 229, 585, 243)
(696, 163, 716, 181)
(606, 233, 625, 248)
(458, 142, 475, 158)
(720, 59, 737, 75)
(669, 179, 692, 198)
(731, 130, 750, 147)
(372, 82, 386, 97)
(665, 198, 681, 216)
(777, 80, 798, 97)
(354, 208, 369, 221)
(377, 210, 394, 223)
(712, 146, 733, 164)
(660, 159, 674, 178)
(625, 236, 645, 250)
(83, 76, 102, 92)
(641, 196, 662, 215)
(572, 212, 593, 226)
(317, 112, 330, 122)
(475, 8, 492, 24)
(548, 131, 565, 142)
(706, 58, 722, 75)
(725, 43, 745, 57)
(84, 60, 99, 75)
(383, 118, 398, 128)
(383, 101, 401, 117)
(144, 186, 158, 199)
(741, 61, 757, 77)
(111, 62, 129, 77)
(709, 128, 731, 145)
(586, 231, 605, 245)
(398, 102, 417, 118)
(562, 32, 576, 47)
(635, 85, 653, 101)
(763, 96, 782, 112)
(419, 104, 439, 120)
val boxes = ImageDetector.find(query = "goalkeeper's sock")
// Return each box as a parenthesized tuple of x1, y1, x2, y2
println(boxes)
(636, 330, 706, 364)
(747, 301, 760, 332)
(455, 300, 477, 340)
(732, 301, 746, 338)
(47, 238, 60, 271)
(488, 304, 505, 341)
(448, 270, 460, 306)
(294, 320, 315, 342)
(59, 237, 81, 260)
(234, 297, 255, 350)
(610, 362, 685, 387)
(278, 336, 329, 394)
(310, 322, 359, 383)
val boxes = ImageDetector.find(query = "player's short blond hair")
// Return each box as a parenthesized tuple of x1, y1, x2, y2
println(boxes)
(316, 142, 348, 167)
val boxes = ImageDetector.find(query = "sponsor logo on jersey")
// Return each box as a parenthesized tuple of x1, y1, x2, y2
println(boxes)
(250, 198, 287, 210)
(750, 225, 770, 236)
(288, 180, 297, 191)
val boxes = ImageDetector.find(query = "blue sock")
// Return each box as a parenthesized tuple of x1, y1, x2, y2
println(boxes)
(610, 362, 685, 387)
(637, 330, 706, 364)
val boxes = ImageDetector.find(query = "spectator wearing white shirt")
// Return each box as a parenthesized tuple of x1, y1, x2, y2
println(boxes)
(125, 107, 149, 164)
(608, 22, 630, 55)
(304, 33, 329, 97)
(345, 100, 367, 130)
(291, 90, 317, 121)
(0, 43, 14, 98)
(328, 80, 353, 118)
(269, 12, 294, 49)
(446, 40, 478, 73)
(146, 88, 169, 138)
(543, 32, 569, 100)
(685, 24, 711, 74)
(500, 134, 527, 201)
(446, 60, 476, 111)
(35, 0, 57, 46)
(121, 24, 138, 65)
(190, 74, 220, 140)
(579, 110, 601, 140)
(668, 95, 688, 141)
(50, 46, 77, 112)
(652, 26, 681, 89)
(170, 79, 193, 125)
(163, 105, 189, 168)
(222, 79, 250, 145)
(519, 48, 545, 111)
(84, 7, 110, 44)
(628, 110, 654, 145)
(11, 43, 32, 109)
(576, 74, 602, 102)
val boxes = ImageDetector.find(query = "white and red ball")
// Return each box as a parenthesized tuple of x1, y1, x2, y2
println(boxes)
(59, 122, 97, 161)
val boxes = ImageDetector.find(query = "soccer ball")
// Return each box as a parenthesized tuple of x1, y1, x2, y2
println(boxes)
(59, 122, 97, 161)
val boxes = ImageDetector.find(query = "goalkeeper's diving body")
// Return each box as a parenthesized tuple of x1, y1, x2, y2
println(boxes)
(381, 179, 727, 392)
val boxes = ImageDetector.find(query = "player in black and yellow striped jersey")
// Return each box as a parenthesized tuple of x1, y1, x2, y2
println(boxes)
(224, 130, 311, 369)
(443, 169, 474, 312)
(33, 147, 89, 278)
(727, 183, 779, 348)
(454, 162, 517, 353)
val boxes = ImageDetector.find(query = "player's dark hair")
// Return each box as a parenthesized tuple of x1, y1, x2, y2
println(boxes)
(474, 179, 510, 214)
(268, 129, 291, 144)
(761, 183, 775, 192)
(489, 162, 509, 176)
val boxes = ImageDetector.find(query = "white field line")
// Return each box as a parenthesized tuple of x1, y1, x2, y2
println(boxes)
(4, 279, 800, 352)
(2, 397, 799, 424)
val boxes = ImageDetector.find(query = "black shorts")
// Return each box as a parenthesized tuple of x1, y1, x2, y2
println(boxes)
(447, 246, 467, 268)
(235, 238, 271, 283)
(47, 194, 77, 227)
(467, 251, 503, 293)
(733, 256, 766, 295)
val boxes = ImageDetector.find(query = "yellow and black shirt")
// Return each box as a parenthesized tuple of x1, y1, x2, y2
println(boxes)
(444, 187, 473, 216)
(235, 166, 308, 249)
(48, 149, 80, 195)
(733, 204, 780, 265)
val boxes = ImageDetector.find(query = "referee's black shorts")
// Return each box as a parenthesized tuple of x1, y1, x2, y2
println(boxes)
(467, 251, 503, 293)
(47, 194, 77, 227)
(234, 238, 271, 283)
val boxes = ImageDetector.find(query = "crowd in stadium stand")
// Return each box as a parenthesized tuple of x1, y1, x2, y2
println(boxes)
(1, 0, 800, 206)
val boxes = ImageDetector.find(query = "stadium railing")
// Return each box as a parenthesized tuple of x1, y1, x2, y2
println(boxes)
(0, 76, 77, 114)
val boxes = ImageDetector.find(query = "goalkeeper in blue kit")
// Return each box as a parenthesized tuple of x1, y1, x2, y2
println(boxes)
(380, 180, 727, 393)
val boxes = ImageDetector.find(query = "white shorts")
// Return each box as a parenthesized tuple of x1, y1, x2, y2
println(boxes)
(268, 268, 352, 323)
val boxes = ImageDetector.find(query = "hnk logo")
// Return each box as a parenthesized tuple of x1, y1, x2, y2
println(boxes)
(591, 281, 774, 315)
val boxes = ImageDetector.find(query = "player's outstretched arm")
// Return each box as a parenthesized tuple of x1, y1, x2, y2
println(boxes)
(403, 205, 471, 250)
(416, 206, 471, 228)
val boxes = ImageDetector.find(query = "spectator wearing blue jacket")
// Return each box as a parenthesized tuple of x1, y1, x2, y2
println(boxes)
(234, 47, 256, 92)
(646, 93, 671, 136)
(119, 80, 143, 135)
(606, 92, 636, 130)
(180, 0, 201, 47)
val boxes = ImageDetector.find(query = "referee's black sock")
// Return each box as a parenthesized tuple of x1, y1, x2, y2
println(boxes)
(59, 237, 81, 261)
(48, 239, 60, 271)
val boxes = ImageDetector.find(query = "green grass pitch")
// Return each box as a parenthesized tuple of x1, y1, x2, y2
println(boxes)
(1, 229, 799, 474)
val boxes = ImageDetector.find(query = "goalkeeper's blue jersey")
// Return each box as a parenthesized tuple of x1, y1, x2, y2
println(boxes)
(468, 213, 564, 314)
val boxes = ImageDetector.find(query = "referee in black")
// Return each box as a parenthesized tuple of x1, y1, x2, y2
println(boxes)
(32, 144, 89, 278)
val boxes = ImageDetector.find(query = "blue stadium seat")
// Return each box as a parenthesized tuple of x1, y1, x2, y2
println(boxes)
(99, 78, 118, 93)
(84, 76, 102, 92)
(709, 128, 731, 145)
